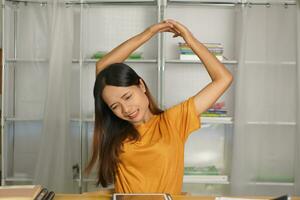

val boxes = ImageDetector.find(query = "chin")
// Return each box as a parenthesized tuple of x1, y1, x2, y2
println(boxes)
(130, 114, 145, 124)
(131, 117, 143, 123)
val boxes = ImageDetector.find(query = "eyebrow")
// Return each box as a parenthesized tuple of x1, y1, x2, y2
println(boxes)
(109, 91, 130, 108)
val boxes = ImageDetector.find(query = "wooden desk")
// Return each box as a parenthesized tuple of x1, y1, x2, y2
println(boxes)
(54, 194, 217, 200)
(54, 194, 300, 200)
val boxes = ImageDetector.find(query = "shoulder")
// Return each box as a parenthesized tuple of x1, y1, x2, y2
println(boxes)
(164, 97, 196, 116)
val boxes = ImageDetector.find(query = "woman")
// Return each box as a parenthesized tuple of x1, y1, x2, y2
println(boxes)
(86, 19, 233, 194)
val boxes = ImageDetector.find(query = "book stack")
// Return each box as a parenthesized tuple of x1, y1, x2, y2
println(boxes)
(178, 42, 224, 61)
(201, 101, 227, 117)
(0, 185, 55, 200)
(204, 43, 224, 61)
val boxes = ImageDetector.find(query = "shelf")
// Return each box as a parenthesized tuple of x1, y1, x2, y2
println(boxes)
(246, 121, 296, 126)
(201, 117, 233, 124)
(6, 59, 295, 66)
(82, 118, 95, 122)
(4, 117, 83, 122)
(167, 0, 296, 6)
(5, 177, 33, 182)
(249, 181, 294, 186)
(244, 61, 296, 66)
(5, 58, 236, 64)
(245, 1, 296, 5)
(80, 117, 233, 124)
(5, 117, 233, 125)
(183, 175, 229, 184)
(168, 0, 238, 2)
(5, 0, 157, 5)
(6, 58, 48, 63)
(5, 117, 43, 122)
(5, 176, 84, 183)
(5, 58, 158, 64)
(83, 59, 157, 64)
(166, 59, 238, 64)
(12, 0, 296, 6)
(7, 177, 294, 186)
(69, 0, 158, 5)
(72, 0, 156, 3)
(167, 0, 238, 6)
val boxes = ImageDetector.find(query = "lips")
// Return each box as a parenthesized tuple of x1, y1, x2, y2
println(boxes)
(128, 109, 139, 119)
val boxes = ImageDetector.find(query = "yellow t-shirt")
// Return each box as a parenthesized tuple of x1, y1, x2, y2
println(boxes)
(114, 97, 201, 194)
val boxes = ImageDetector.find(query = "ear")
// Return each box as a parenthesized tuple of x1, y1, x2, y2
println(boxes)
(139, 79, 146, 93)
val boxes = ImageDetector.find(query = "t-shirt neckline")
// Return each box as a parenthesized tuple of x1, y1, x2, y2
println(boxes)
(135, 114, 158, 130)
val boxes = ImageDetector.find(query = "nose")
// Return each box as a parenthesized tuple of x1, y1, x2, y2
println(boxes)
(121, 103, 130, 114)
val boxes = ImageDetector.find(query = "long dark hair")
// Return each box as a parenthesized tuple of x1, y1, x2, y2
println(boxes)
(85, 63, 162, 187)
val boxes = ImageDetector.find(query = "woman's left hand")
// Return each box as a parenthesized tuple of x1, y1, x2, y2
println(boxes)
(164, 19, 195, 43)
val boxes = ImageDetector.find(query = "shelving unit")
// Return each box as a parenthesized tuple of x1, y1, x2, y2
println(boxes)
(1, 0, 298, 196)
(1, 0, 236, 194)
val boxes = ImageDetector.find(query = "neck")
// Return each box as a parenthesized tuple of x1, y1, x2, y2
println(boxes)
(134, 108, 154, 126)
(143, 109, 154, 123)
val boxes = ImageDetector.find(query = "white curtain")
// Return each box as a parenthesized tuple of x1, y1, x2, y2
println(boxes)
(295, 0, 300, 195)
(33, 0, 74, 193)
(230, 4, 249, 194)
(231, 2, 298, 195)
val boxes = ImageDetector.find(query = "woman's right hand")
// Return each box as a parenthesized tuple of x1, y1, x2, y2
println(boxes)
(164, 19, 195, 44)
(146, 21, 174, 35)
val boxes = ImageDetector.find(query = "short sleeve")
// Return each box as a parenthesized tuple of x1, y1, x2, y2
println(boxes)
(164, 96, 201, 141)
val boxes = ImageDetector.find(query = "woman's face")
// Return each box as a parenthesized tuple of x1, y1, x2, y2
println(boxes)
(102, 79, 152, 125)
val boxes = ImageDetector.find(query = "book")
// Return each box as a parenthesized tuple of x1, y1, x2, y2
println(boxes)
(201, 101, 228, 117)
(179, 54, 200, 61)
(0, 185, 55, 200)
(201, 113, 227, 117)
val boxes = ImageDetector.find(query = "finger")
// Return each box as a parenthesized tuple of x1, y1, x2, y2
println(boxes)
(165, 22, 181, 33)
(159, 27, 173, 32)
(170, 27, 181, 36)
(165, 19, 184, 30)
(160, 27, 178, 34)
(153, 22, 173, 31)
(157, 24, 172, 31)
(173, 28, 181, 35)
(169, 30, 180, 36)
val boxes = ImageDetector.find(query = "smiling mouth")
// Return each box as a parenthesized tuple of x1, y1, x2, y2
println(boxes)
(128, 110, 139, 119)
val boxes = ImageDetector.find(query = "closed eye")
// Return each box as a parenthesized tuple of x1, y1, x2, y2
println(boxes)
(111, 104, 118, 110)
(125, 95, 132, 100)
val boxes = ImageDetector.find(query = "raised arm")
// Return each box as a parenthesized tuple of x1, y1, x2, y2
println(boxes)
(165, 19, 233, 116)
(96, 22, 173, 75)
